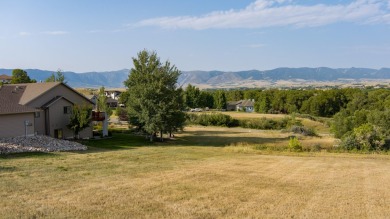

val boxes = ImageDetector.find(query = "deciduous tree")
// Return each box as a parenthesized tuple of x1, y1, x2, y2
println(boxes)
(123, 50, 185, 141)
(11, 69, 36, 84)
(67, 104, 92, 139)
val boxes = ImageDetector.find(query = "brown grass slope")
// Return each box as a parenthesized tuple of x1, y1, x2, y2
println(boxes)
(1, 124, 390, 218)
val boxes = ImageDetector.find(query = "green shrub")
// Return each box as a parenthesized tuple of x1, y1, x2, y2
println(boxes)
(238, 117, 290, 130)
(340, 124, 385, 151)
(288, 137, 302, 152)
(186, 113, 239, 127)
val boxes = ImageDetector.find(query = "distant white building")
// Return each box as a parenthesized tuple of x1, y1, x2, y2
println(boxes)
(104, 89, 126, 100)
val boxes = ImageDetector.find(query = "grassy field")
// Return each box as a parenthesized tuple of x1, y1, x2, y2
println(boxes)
(1, 123, 390, 218)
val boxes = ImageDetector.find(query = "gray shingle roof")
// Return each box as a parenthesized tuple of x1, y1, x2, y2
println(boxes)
(240, 99, 255, 107)
(0, 85, 37, 115)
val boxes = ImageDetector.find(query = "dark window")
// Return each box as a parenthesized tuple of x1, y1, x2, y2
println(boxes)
(64, 106, 72, 114)
(34, 112, 40, 118)
(54, 129, 63, 139)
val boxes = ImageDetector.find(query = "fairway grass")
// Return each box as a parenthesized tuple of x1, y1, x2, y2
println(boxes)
(1, 126, 390, 218)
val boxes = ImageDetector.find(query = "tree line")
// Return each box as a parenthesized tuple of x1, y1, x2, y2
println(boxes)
(182, 86, 356, 117)
(1, 68, 66, 85)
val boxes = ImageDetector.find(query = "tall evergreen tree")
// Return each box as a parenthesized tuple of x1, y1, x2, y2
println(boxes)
(46, 69, 66, 83)
(123, 50, 185, 141)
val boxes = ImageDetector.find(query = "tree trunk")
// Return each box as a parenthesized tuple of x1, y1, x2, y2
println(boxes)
(160, 130, 163, 142)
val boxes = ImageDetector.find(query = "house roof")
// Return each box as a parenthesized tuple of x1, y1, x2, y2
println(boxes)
(0, 85, 38, 115)
(13, 82, 93, 105)
(0, 74, 12, 80)
(227, 99, 255, 108)
(227, 101, 239, 107)
(240, 99, 255, 107)
(0, 82, 94, 115)
(18, 82, 60, 105)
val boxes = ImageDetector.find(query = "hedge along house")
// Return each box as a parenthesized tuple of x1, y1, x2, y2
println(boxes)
(0, 82, 94, 139)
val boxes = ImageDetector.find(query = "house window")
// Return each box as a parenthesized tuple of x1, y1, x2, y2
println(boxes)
(64, 106, 72, 114)
(34, 112, 40, 118)
(54, 129, 63, 139)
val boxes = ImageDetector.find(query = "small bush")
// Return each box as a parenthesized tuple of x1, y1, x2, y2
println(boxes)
(290, 125, 318, 136)
(288, 137, 302, 151)
(340, 124, 385, 151)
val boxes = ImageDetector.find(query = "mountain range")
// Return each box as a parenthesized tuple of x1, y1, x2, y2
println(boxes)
(1, 67, 390, 88)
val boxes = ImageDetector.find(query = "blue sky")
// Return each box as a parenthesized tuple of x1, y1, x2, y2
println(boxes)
(1, 0, 389, 72)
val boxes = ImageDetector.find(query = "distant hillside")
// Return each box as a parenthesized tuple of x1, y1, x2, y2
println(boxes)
(0, 69, 129, 88)
(1, 67, 390, 88)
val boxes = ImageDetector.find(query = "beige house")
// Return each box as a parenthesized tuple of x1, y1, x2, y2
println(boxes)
(227, 99, 255, 112)
(0, 74, 12, 84)
(0, 82, 94, 138)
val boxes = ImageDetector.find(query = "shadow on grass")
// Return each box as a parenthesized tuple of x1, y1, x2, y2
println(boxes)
(0, 152, 59, 159)
(175, 135, 289, 147)
(80, 130, 290, 151)
(79, 133, 156, 153)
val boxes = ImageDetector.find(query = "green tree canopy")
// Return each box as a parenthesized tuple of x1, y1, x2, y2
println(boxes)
(11, 69, 36, 84)
(213, 90, 227, 110)
(184, 84, 201, 108)
(45, 69, 66, 83)
(96, 86, 112, 116)
(67, 104, 92, 138)
(123, 50, 185, 141)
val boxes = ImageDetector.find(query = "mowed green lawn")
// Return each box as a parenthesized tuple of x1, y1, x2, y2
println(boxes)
(1, 125, 390, 218)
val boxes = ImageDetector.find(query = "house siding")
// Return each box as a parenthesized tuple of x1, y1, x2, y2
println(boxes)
(0, 113, 35, 137)
(28, 84, 93, 139)
(45, 98, 92, 139)
(34, 110, 45, 135)
(46, 98, 72, 138)
(0, 83, 93, 139)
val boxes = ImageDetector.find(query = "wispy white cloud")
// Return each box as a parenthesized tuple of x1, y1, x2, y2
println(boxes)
(135, 0, 390, 30)
(19, 32, 32, 36)
(41, 31, 69, 35)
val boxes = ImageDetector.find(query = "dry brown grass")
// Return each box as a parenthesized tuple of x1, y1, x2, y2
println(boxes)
(1, 126, 389, 218)
(221, 111, 288, 119)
